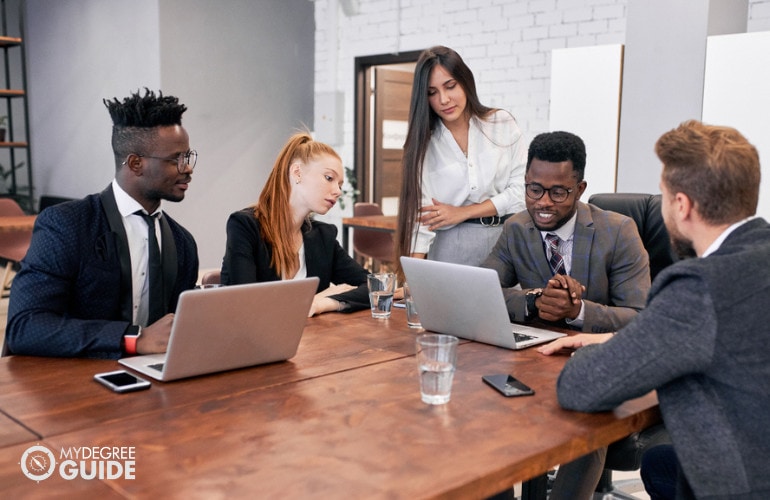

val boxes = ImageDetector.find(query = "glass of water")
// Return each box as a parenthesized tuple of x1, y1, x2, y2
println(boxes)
(367, 272, 396, 319)
(416, 333, 459, 405)
(403, 281, 421, 328)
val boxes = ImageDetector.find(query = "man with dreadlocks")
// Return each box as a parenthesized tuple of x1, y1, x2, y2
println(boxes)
(6, 88, 199, 358)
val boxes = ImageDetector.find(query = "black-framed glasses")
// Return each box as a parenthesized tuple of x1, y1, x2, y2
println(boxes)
(525, 182, 574, 203)
(139, 150, 198, 173)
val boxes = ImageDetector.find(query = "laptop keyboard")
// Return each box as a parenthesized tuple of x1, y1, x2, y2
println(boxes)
(513, 332, 536, 343)
(148, 362, 165, 372)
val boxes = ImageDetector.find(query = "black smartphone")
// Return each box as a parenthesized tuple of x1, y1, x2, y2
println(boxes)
(482, 374, 535, 397)
(94, 370, 151, 393)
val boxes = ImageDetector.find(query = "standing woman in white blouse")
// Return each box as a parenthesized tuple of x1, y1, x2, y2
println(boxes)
(396, 46, 527, 273)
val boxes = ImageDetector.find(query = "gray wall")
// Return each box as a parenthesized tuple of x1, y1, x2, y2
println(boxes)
(24, 0, 314, 269)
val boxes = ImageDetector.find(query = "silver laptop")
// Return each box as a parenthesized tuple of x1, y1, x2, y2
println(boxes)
(119, 278, 319, 381)
(400, 257, 565, 350)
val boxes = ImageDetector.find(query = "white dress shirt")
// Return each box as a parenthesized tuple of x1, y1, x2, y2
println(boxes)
(111, 179, 163, 326)
(283, 243, 308, 280)
(413, 109, 527, 254)
(701, 216, 757, 257)
(539, 214, 577, 275)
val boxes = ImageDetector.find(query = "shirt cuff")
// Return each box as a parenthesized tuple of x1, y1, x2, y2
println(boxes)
(565, 300, 585, 328)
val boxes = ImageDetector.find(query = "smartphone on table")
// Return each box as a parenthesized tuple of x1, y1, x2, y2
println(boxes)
(94, 370, 151, 393)
(482, 374, 535, 397)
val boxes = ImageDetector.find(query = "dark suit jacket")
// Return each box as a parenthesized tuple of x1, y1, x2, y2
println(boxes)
(6, 186, 199, 359)
(482, 202, 650, 333)
(555, 218, 770, 497)
(221, 208, 370, 311)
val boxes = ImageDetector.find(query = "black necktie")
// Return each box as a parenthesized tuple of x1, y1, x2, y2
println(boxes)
(545, 233, 565, 275)
(137, 211, 164, 324)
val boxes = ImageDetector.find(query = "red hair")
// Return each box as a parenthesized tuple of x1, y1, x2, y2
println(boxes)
(253, 132, 340, 277)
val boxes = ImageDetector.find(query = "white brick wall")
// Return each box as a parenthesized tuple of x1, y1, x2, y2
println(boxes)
(314, 0, 770, 172)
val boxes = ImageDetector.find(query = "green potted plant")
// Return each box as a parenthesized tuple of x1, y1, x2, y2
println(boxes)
(338, 166, 360, 211)
(0, 160, 25, 193)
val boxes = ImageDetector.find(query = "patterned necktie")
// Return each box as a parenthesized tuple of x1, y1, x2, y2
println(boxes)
(137, 211, 164, 324)
(545, 233, 565, 275)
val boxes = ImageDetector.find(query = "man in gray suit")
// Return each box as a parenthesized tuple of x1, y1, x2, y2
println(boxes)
(482, 131, 651, 499)
(539, 121, 770, 498)
(482, 130, 650, 334)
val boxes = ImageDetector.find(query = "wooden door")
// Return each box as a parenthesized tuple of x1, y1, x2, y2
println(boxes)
(369, 66, 413, 214)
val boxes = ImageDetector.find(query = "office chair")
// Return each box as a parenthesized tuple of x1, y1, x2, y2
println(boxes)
(589, 193, 678, 281)
(588, 193, 677, 499)
(0, 198, 33, 296)
(352, 202, 395, 272)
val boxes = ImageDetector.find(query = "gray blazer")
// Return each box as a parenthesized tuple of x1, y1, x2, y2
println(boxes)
(482, 202, 650, 333)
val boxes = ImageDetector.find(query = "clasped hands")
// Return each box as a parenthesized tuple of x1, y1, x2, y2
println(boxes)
(534, 276, 615, 356)
(535, 274, 584, 323)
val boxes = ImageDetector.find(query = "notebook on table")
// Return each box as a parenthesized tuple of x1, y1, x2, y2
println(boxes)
(400, 257, 565, 350)
(119, 277, 319, 381)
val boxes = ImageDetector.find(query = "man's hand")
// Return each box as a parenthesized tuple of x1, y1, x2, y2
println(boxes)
(536, 274, 585, 322)
(536, 333, 614, 356)
(137, 314, 174, 354)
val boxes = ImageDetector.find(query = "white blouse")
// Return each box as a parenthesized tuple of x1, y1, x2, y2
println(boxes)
(412, 109, 527, 254)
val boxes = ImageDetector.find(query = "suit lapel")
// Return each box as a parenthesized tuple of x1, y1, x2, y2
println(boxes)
(525, 220, 554, 280)
(99, 185, 133, 323)
(302, 221, 322, 277)
(570, 202, 594, 284)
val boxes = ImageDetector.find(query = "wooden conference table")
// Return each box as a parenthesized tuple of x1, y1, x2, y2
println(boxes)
(341, 214, 397, 252)
(0, 309, 660, 499)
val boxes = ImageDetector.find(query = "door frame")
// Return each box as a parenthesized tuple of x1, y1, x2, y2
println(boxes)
(353, 50, 422, 206)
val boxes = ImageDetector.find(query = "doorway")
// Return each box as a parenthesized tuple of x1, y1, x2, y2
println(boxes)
(353, 51, 422, 215)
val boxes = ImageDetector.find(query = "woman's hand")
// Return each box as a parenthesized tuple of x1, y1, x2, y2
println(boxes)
(308, 284, 357, 316)
(419, 198, 497, 231)
(317, 283, 356, 298)
(419, 199, 467, 230)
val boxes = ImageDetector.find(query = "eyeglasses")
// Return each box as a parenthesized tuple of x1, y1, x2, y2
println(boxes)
(139, 150, 198, 173)
(525, 182, 574, 203)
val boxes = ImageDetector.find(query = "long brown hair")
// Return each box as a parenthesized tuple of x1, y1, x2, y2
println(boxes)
(396, 46, 495, 277)
(253, 132, 341, 278)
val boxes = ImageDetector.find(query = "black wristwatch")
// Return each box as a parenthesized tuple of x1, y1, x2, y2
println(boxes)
(525, 288, 543, 321)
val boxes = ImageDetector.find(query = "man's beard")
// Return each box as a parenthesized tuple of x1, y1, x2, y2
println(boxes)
(669, 231, 697, 259)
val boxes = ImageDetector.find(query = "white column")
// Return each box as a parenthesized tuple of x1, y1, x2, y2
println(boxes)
(616, 0, 747, 193)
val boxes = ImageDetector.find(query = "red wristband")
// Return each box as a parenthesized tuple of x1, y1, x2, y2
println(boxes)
(124, 326, 142, 355)
(124, 335, 138, 355)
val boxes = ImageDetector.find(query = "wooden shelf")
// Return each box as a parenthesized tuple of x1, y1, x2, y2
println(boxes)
(0, 36, 21, 47)
(1, 1, 33, 213)
(0, 89, 24, 98)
